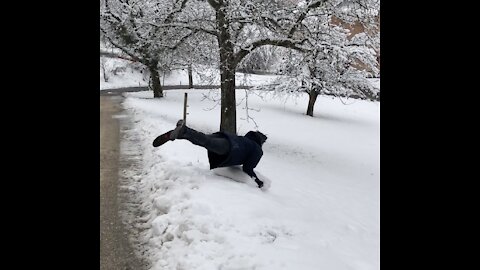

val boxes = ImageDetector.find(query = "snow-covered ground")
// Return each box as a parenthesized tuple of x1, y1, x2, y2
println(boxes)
(100, 58, 147, 90)
(119, 87, 380, 270)
(100, 57, 281, 90)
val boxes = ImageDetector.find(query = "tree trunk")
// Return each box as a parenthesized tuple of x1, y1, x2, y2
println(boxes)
(220, 63, 236, 133)
(306, 90, 318, 117)
(101, 59, 109, 82)
(216, 4, 237, 134)
(188, 64, 193, 89)
(149, 64, 163, 98)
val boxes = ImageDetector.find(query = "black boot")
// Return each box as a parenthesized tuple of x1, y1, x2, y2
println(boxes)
(152, 120, 185, 147)
(170, 119, 185, 140)
(152, 130, 172, 147)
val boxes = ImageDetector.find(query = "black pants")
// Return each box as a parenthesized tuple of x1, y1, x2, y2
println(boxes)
(179, 126, 230, 155)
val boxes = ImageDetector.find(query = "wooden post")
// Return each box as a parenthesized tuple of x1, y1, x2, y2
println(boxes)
(183, 92, 188, 125)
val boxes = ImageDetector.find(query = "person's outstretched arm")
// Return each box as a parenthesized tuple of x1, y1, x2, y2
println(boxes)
(243, 149, 263, 188)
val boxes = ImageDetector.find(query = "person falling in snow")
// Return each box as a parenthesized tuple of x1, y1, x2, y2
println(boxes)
(153, 120, 267, 188)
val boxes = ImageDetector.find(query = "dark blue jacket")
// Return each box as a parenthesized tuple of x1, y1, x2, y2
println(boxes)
(207, 131, 263, 179)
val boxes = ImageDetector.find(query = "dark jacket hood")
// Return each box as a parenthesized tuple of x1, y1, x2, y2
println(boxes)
(244, 131, 267, 146)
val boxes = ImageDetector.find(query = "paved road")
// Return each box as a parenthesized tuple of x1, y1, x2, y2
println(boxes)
(99, 85, 253, 96)
(100, 95, 146, 270)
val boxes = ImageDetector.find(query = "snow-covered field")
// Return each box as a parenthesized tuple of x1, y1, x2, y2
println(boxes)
(100, 57, 283, 90)
(119, 87, 380, 270)
(100, 58, 147, 89)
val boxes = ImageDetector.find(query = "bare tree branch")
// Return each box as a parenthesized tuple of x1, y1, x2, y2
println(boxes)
(206, 0, 220, 10)
(169, 30, 199, 50)
(148, 22, 218, 37)
(100, 50, 137, 62)
(234, 38, 307, 65)
(288, 0, 328, 38)
(100, 26, 145, 64)
(165, 0, 190, 23)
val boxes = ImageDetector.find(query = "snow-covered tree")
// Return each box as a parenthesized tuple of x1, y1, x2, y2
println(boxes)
(100, 0, 200, 97)
(101, 0, 379, 131)
(262, 0, 380, 116)
(276, 46, 378, 116)
(237, 45, 281, 73)
(148, 0, 338, 133)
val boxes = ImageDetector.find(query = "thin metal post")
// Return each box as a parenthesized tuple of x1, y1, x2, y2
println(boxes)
(183, 92, 188, 124)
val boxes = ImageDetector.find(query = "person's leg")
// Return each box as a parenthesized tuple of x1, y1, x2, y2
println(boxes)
(153, 120, 230, 154)
(178, 126, 230, 155)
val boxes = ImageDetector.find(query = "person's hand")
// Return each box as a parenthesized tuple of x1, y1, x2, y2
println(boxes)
(254, 178, 264, 188)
